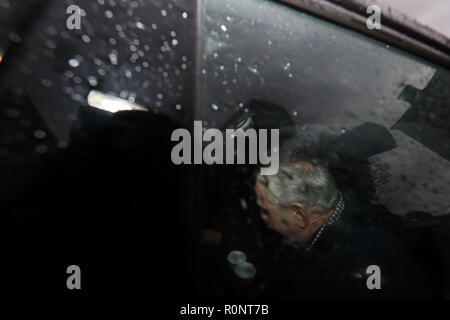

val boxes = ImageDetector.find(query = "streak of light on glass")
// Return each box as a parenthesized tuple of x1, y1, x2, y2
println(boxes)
(87, 90, 147, 113)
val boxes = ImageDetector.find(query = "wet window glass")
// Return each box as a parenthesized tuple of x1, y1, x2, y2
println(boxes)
(1, 0, 449, 300)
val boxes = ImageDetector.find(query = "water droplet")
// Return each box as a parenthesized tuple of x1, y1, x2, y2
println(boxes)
(8, 32, 21, 43)
(34, 130, 47, 139)
(292, 111, 298, 116)
(247, 65, 259, 74)
(108, 51, 118, 65)
(182, 11, 188, 19)
(104, 10, 114, 18)
(175, 104, 182, 110)
(88, 76, 98, 86)
(211, 103, 219, 111)
(35, 145, 48, 154)
(45, 39, 57, 49)
(157, 93, 164, 100)
(68, 58, 80, 68)
(136, 21, 145, 30)
(73, 76, 82, 84)
(227, 250, 247, 265)
(0, 0, 11, 8)
(161, 9, 167, 16)
(120, 90, 128, 98)
(220, 24, 227, 32)
(82, 35, 91, 43)
(240, 198, 247, 210)
(58, 141, 68, 149)
(283, 62, 291, 71)
(41, 79, 52, 87)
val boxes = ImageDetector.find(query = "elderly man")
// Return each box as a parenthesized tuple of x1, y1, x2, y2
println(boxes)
(202, 156, 432, 299)
(251, 158, 433, 299)
(255, 160, 343, 250)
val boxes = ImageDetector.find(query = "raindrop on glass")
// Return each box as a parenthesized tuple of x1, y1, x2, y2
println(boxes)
(88, 76, 98, 86)
(35, 145, 48, 154)
(45, 39, 57, 49)
(58, 141, 68, 149)
(34, 130, 47, 139)
(108, 51, 118, 65)
(136, 21, 145, 30)
(68, 58, 80, 68)
(41, 79, 52, 87)
(8, 32, 21, 43)
(104, 10, 114, 19)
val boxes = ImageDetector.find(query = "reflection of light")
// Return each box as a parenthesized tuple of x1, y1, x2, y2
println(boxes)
(87, 90, 147, 113)
(227, 250, 247, 265)
(235, 262, 256, 280)
(0, 49, 4, 63)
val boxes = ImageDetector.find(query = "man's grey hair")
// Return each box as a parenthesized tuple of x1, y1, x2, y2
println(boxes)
(257, 160, 339, 214)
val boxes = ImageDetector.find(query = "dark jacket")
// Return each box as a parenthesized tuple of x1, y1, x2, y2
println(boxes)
(220, 195, 433, 299)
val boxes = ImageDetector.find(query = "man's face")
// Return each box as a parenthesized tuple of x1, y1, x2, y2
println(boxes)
(254, 180, 298, 238)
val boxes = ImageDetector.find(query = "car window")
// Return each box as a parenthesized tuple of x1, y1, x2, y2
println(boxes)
(198, 0, 449, 215)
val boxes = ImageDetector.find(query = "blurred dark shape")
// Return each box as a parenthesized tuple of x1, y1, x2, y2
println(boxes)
(397, 211, 450, 298)
(222, 99, 295, 145)
(327, 122, 396, 158)
(0, 87, 56, 202)
(3, 107, 192, 297)
(392, 70, 450, 160)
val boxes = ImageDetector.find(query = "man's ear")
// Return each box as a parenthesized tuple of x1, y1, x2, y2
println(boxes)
(290, 203, 308, 229)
